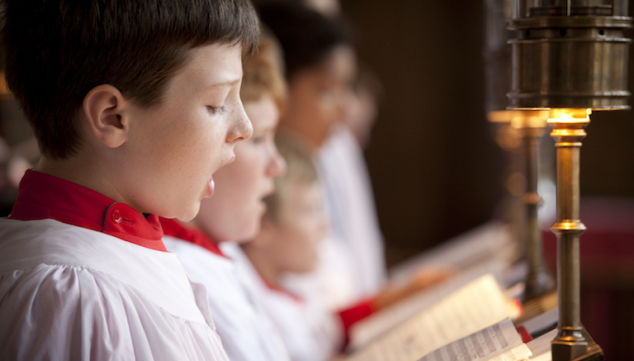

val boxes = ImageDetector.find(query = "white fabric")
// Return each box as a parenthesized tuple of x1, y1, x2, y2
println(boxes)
(223, 244, 342, 361)
(164, 237, 291, 361)
(282, 235, 358, 311)
(299, 125, 385, 307)
(0, 218, 229, 361)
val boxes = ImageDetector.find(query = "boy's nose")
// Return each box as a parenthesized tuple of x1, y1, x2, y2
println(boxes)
(266, 147, 286, 177)
(227, 108, 253, 144)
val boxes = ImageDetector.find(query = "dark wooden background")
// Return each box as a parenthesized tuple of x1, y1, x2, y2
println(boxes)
(340, 0, 634, 266)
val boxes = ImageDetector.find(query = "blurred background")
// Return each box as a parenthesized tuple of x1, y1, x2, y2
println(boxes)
(338, 1, 634, 358)
(1, 0, 633, 357)
(341, 0, 507, 266)
(337, 0, 634, 266)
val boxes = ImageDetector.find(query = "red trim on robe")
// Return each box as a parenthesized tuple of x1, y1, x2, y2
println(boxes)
(248, 254, 377, 348)
(10, 169, 166, 251)
(254, 268, 304, 303)
(337, 297, 377, 349)
(160, 217, 228, 259)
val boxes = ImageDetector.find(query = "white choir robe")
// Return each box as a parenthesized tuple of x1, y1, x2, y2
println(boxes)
(317, 125, 386, 297)
(282, 234, 359, 311)
(0, 218, 229, 361)
(223, 244, 343, 361)
(164, 236, 291, 361)
(286, 125, 386, 312)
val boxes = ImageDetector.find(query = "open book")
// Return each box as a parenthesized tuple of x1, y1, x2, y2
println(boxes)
(349, 263, 511, 351)
(418, 318, 532, 361)
(525, 329, 557, 361)
(345, 274, 517, 361)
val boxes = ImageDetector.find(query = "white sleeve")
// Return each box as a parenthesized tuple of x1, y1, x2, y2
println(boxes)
(0, 264, 137, 361)
(0, 263, 228, 361)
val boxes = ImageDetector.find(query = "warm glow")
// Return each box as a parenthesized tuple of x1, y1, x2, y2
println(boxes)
(487, 110, 549, 128)
(0, 73, 8, 95)
(510, 110, 549, 129)
(487, 110, 514, 123)
(547, 108, 592, 123)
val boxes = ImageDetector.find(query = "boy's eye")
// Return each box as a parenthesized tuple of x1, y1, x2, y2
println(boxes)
(206, 105, 226, 115)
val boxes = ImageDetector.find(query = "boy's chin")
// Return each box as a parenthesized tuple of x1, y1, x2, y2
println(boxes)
(171, 204, 200, 223)
(232, 228, 260, 245)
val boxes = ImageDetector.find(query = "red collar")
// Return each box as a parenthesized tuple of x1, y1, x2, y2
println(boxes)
(160, 217, 228, 258)
(10, 169, 166, 252)
(253, 266, 303, 303)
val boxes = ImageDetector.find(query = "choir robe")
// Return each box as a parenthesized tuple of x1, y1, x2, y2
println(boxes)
(223, 243, 343, 361)
(222, 244, 381, 361)
(318, 126, 386, 294)
(161, 219, 291, 361)
(288, 125, 385, 312)
(0, 170, 229, 361)
(282, 234, 359, 311)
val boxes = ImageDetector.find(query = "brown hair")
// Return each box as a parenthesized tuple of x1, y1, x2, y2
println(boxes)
(257, 3, 351, 81)
(241, 30, 287, 111)
(1, 0, 259, 159)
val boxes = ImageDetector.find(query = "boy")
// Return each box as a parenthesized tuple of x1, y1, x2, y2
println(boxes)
(259, 3, 451, 316)
(238, 134, 450, 360)
(238, 133, 341, 361)
(160, 32, 291, 361)
(0, 1, 258, 360)
(257, 1, 368, 310)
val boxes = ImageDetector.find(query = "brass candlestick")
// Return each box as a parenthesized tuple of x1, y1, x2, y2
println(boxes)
(511, 111, 555, 302)
(508, 1, 631, 359)
(488, 110, 524, 260)
(548, 109, 603, 361)
(484, 1, 555, 289)
(490, 110, 556, 301)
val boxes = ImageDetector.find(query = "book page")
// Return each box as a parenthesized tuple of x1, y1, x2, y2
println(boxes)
(345, 275, 513, 361)
(526, 329, 557, 360)
(349, 260, 507, 349)
(389, 222, 515, 285)
(418, 319, 532, 361)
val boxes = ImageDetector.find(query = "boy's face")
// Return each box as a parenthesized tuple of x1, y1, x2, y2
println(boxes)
(195, 95, 285, 243)
(117, 43, 251, 221)
(270, 182, 327, 274)
(283, 45, 356, 149)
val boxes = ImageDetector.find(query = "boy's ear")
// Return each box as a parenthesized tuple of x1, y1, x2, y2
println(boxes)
(82, 84, 129, 148)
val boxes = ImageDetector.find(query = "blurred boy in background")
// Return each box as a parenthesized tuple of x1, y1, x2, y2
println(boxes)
(258, 1, 376, 309)
(258, 3, 451, 317)
(238, 131, 452, 360)
(240, 133, 341, 361)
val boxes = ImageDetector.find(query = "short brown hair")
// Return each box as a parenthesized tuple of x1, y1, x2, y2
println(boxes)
(1, 0, 259, 159)
(241, 30, 287, 110)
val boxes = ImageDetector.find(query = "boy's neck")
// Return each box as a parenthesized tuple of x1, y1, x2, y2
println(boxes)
(37, 156, 129, 209)
(243, 246, 283, 287)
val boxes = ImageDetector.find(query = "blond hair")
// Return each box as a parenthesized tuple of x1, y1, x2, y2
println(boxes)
(241, 30, 287, 110)
(264, 133, 319, 222)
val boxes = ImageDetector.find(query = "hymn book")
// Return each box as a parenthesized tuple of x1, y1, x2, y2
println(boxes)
(344, 274, 515, 361)
(349, 261, 507, 350)
(417, 318, 532, 361)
